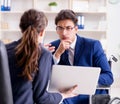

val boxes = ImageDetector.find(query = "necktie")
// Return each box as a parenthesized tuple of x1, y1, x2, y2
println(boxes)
(68, 47, 74, 65)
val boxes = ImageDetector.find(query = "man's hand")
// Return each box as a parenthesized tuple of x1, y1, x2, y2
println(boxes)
(54, 39, 72, 59)
(44, 43, 55, 53)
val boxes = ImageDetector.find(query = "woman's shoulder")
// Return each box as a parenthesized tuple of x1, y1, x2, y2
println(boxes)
(5, 39, 20, 51)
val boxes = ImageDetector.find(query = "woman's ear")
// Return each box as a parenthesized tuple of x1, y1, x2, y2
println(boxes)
(38, 29, 45, 43)
(39, 29, 45, 37)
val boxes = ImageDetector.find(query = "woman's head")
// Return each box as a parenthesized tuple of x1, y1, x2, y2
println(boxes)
(20, 9, 48, 34)
(16, 9, 48, 81)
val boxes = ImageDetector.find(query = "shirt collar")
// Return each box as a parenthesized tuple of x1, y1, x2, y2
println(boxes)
(70, 36, 77, 50)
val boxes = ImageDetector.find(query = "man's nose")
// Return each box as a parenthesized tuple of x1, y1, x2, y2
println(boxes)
(61, 29, 68, 35)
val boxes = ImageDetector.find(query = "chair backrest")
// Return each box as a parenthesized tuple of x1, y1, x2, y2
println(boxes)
(0, 40, 13, 104)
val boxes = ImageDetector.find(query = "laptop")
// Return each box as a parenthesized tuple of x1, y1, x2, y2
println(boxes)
(48, 65, 101, 95)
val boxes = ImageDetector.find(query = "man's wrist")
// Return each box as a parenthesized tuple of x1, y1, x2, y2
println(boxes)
(54, 52, 61, 59)
(53, 54, 60, 64)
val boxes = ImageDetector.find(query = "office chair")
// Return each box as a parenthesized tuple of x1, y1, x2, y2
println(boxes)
(108, 97, 120, 104)
(0, 40, 13, 104)
(91, 57, 120, 104)
(91, 60, 112, 104)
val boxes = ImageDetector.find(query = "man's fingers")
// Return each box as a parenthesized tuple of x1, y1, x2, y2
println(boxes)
(63, 39, 72, 44)
(48, 47, 55, 52)
(44, 43, 52, 47)
(44, 43, 55, 52)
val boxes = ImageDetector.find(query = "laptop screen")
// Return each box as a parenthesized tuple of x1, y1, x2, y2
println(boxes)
(48, 65, 101, 95)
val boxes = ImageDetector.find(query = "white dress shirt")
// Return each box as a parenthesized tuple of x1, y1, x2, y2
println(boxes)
(68, 36, 76, 65)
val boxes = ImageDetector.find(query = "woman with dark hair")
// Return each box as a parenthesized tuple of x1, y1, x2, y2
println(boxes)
(6, 9, 77, 104)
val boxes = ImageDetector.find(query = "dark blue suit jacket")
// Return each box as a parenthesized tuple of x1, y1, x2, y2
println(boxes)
(6, 40, 62, 104)
(50, 35, 114, 104)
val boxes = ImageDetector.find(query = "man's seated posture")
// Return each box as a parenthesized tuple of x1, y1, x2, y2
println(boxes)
(48, 9, 114, 104)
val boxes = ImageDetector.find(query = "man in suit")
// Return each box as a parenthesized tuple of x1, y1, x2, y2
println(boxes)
(48, 9, 114, 104)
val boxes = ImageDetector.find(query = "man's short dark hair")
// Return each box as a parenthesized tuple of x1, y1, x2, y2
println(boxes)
(55, 9, 78, 26)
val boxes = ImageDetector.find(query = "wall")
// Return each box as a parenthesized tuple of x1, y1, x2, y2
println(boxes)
(107, 2, 120, 97)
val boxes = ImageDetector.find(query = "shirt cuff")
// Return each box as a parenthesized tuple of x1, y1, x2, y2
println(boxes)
(53, 54, 60, 64)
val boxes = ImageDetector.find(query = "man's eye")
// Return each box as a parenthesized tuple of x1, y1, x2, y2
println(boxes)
(66, 27, 71, 30)
(59, 27, 63, 29)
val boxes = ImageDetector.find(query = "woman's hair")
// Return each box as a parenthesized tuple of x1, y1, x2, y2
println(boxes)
(55, 9, 78, 25)
(15, 9, 48, 81)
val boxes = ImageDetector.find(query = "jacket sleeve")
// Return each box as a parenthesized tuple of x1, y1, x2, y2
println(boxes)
(93, 41, 114, 86)
(32, 49, 62, 104)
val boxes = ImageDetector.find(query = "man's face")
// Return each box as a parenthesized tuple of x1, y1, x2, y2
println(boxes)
(56, 19, 78, 42)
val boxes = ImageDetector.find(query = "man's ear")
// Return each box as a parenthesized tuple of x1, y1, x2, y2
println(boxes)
(75, 26, 78, 31)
